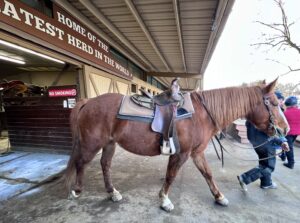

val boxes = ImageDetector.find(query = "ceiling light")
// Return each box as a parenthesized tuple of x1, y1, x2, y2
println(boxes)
(0, 39, 65, 64)
(0, 55, 25, 64)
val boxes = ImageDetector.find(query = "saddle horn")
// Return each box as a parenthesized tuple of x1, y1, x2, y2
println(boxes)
(171, 78, 180, 86)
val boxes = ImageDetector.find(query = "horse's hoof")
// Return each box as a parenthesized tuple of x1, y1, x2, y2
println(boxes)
(110, 189, 122, 202)
(70, 190, 80, 199)
(160, 196, 174, 212)
(216, 196, 229, 206)
(161, 202, 174, 212)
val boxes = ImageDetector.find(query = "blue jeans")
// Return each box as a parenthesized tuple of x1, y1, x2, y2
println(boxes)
(241, 146, 276, 187)
(281, 135, 297, 166)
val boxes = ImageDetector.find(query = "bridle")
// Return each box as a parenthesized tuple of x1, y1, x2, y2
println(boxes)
(263, 95, 284, 138)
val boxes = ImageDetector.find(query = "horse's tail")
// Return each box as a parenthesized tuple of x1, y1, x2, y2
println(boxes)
(64, 98, 89, 192)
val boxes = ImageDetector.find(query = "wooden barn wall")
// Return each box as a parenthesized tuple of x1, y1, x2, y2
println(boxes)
(4, 97, 73, 152)
(84, 65, 131, 97)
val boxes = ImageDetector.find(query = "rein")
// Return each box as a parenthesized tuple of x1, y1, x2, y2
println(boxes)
(218, 132, 271, 149)
(212, 134, 283, 164)
(195, 92, 283, 166)
(195, 92, 221, 129)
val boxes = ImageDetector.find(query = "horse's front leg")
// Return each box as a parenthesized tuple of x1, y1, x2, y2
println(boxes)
(191, 151, 229, 206)
(159, 152, 189, 212)
(101, 142, 122, 202)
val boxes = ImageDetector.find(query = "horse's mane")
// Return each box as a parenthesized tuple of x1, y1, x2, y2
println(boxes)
(193, 86, 263, 128)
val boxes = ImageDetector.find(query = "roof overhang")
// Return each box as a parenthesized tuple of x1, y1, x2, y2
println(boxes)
(53, 0, 235, 90)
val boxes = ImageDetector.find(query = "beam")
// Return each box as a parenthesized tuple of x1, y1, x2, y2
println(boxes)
(78, 0, 157, 71)
(173, 0, 187, 72)
(147, 72, 201, 78)
(125, 0, 171, 72)
(53, 0, 150, 72)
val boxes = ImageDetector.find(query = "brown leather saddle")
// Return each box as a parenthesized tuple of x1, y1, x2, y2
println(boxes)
(118, 79, 194, 154)
(131, 88, 183, 154)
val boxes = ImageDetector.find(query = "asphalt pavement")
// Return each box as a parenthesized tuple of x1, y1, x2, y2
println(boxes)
(0, 139, 299, 223)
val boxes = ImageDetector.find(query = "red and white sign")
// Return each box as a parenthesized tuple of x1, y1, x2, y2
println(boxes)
(48, 89, 77, 97)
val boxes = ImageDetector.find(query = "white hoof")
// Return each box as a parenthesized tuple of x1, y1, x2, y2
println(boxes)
(70, 190, 80, 198)
(161, 201, 174, 212)
(216, 196, 229, 206)
(110, 189, 122, 202)
(160, 195, 174, 212)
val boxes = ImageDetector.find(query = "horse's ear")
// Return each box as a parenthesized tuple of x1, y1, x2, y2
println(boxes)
(262, 79, 266, 85)
(263, 78, 278, 94)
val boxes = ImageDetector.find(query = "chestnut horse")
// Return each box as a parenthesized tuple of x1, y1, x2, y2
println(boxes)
(65, 79, 289, 212)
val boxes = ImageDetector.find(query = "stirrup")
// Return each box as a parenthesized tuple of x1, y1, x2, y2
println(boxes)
(160, 138, 176, 155)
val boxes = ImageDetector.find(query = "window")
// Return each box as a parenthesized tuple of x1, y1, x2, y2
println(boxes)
(152, 78, 158, 87)
(129, 61, 145, 80)
(109, 48, 166, 90)
(144, 75, 166, 90)
(21, 0, 53, 17)
(147, 75, 152, 84)
(110, 47, 146, 81)
(110, 47, 128, 68)
(131, 84, 137, 93)
(157, 82, 167, 90)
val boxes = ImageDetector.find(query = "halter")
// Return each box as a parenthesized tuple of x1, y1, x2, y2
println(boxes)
(263, 95, 284, 137)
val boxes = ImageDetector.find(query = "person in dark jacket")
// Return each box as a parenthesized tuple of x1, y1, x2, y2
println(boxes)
(237, 121, 289, 191)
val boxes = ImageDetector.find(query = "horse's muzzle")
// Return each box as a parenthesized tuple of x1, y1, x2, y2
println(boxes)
(276, 126, 290, 137)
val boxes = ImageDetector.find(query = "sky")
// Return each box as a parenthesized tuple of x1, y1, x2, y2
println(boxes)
(204, 0, 300, 90)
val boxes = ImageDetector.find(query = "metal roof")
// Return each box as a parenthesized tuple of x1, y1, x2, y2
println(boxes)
(54, 0, 235, 90)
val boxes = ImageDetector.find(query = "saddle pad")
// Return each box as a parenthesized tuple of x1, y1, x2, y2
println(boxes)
(118, 95, 154, 119)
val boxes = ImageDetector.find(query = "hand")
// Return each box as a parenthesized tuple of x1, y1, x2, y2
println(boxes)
(281, 142, 290, 152)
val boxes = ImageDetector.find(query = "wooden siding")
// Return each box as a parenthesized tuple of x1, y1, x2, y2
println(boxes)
(4, 96, 74, 152)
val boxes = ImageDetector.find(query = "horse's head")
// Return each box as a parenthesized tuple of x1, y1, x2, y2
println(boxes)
(246, 78, 290, 137)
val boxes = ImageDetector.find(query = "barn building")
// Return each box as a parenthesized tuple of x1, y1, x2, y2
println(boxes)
(0, 0, 234, 152)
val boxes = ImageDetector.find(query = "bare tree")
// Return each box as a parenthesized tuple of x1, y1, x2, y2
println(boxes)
(241, 79, 300, 96)
(252, 0, 300, 78)
(276, 82, 300, 96)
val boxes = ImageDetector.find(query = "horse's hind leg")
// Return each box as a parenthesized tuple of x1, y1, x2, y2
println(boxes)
(101, 141, 122, 202)
(191, 151, 229, 206)
(71, 146, 100, 198)
(159, 152, 189, 212)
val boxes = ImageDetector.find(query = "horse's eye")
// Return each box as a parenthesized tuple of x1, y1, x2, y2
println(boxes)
(271, 100, 278, 106)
